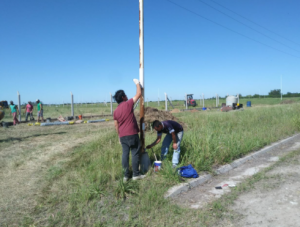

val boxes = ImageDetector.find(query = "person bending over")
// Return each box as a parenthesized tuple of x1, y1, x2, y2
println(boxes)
(146, 120, 184, 168)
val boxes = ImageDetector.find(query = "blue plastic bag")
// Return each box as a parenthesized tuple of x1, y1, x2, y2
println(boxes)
(178, 164, 199, 178)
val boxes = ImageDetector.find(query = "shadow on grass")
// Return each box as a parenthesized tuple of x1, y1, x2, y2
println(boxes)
(0, 131, 67, 143)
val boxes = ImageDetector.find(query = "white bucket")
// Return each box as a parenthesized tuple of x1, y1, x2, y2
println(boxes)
(154, 161, 162, 172)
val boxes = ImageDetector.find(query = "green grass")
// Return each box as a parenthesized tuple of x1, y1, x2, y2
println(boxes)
(2, 97, 300, 123)
(16, 103, 299, 226)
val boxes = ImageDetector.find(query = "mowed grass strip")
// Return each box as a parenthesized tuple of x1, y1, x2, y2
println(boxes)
(25, 104, 300, 226)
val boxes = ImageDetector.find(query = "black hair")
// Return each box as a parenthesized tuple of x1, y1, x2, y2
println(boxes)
(10, 101, 14, 105)
(152, 120, 162, 128)
(113, 90, 126, 104)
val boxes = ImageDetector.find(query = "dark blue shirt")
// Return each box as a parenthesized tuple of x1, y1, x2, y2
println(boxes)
(157, 120, 183, 136)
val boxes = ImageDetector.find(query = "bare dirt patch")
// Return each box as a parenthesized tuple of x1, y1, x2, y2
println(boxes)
(170, 108, 181, 113)
(229, 153, 300, 227)
(135, 107, 179, 130)
(280, 99, 295, 104)
(0, 121, 114, 226)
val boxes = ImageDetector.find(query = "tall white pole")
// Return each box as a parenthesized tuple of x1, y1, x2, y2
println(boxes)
(139, 0, 145, 151)
(237, 93, 239, 103)
(147, 98, 148, 107)
(281, 75, 282, 100)
(165, 93, 167, 111)
(110, 93, 113, 115)
(216, 94, 217, 107)
(71, 92, 74, 119)
(202, 93, 204, 108)
(17, 91, 21, 121)
(185, 94, 188, 109)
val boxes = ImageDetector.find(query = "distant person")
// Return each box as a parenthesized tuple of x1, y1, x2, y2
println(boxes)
(113, 79, 145, 182)
(36, 99, 44, 122)
(9, 101, 19, 125)
(25, 101, 34, 121)
(146, 120, 184, 168)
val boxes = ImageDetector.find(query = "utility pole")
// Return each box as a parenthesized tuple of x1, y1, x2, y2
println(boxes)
(139, 0, 145, 151)
(17, 91, 21, 121)
(185, 94, 188, 110)
(110, 93, 113, 115)
(71, 92, 74, 120)
(165, 93, 167, 111)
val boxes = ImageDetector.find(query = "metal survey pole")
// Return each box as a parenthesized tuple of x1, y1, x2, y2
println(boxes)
(71, 92, 74, 119)
(139, 0, 145, 151)
(147, 98, 148, 107)
(237, 94, 239, 103)
(216, 94, 217, 107)
(185, 94, 188, 109)
(202, 93, 205, 108)
(165, 93, 167, 111)
(110, 93, 113, 115)
(17, 91, 21, 121)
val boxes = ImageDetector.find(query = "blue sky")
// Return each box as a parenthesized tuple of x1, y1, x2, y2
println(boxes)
(1, 0, 299, 104)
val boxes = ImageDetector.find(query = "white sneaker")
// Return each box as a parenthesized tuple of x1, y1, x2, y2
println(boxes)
(132, 175, 146, 181)
(123, 177, 129, 183)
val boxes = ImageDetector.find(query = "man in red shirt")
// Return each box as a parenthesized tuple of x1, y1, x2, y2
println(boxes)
(113, 79, 146, 182)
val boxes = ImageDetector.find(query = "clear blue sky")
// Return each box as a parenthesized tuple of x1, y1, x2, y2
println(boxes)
(1, 0, 299, 104)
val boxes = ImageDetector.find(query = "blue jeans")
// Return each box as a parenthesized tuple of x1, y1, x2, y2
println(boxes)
(161, 131, 184, 165)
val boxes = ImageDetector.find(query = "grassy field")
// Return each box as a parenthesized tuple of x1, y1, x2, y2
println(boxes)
(1, 102, 300, 226)
(2, 97, 300, 123)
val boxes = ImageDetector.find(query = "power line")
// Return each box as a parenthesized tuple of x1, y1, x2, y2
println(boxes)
(166, 0, 300, 59)
(196, 0, 300, 53)
(210, 0, 300, 47)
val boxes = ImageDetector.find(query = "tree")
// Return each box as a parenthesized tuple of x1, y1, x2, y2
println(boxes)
(268, 89, 281, 97)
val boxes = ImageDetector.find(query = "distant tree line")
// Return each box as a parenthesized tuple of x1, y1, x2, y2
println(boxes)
(240, 89, 300, 98)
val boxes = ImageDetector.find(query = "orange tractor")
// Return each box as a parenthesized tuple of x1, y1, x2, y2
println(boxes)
(184, 94, 197, 107)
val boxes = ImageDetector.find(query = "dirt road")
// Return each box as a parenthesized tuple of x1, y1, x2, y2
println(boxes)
(173, 135, 300, 227)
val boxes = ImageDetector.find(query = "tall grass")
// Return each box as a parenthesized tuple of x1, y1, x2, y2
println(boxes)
(20, 104, 300, 226)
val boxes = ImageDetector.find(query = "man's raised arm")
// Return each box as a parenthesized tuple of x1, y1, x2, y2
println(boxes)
(132, 79, 142, 104)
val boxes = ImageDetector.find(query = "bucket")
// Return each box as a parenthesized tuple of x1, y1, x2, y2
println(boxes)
(78, 115, 82, 120)
(154, 161, 162, 172)
(202, 107, 207, 110)
(247, 101, 251, 107)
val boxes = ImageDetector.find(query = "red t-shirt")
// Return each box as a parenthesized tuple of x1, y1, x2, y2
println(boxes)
(26, 104, 33, 112)
(113, 98, 139, 138)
